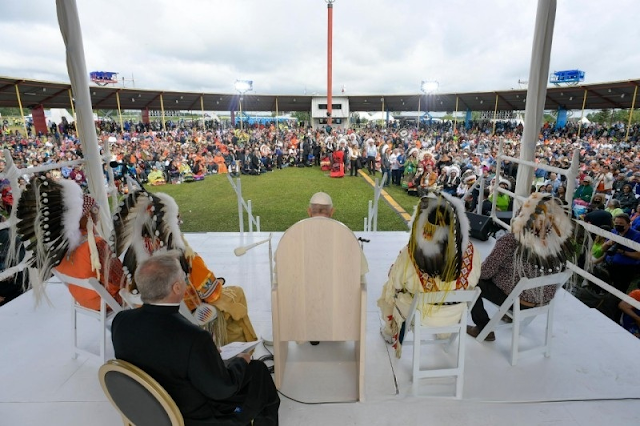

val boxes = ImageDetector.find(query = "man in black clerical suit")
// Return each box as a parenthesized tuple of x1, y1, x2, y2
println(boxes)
(112, 252, 279, 426)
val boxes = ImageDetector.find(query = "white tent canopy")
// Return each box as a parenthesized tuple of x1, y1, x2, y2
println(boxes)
(364, 111, 395, 122)
(48, 108, 75, 124)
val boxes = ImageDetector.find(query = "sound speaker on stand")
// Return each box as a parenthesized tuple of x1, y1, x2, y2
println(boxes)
(465, 212, 493, 241)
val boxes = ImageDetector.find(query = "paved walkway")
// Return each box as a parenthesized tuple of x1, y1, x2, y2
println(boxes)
(358, 170, 413, 223)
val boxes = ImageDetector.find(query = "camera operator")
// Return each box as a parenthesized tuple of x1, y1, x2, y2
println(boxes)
(596, 213, 640, 319)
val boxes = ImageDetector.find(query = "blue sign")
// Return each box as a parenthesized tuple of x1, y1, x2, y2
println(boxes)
(90, 71, 118, 85)
(550, 70, 585, 85)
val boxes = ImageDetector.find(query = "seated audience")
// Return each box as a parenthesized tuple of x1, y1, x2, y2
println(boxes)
(619, 289, 640, 338)
(614, 183, 637, 213)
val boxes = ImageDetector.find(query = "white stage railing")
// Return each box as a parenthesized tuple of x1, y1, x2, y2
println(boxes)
(364, 172, 386, 232)
(0, 148, 119, 232)
(226, 174, 260, 234)
(489, 139, 579, 231)
(0, 147, 118, 281)
(486, 140, 640, 312)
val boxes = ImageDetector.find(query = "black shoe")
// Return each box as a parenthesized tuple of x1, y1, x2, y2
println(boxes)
(310, 341, 320, 346)
(466, 325, 495, 341)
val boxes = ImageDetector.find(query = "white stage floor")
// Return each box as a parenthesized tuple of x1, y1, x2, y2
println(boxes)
(1, 231, 639, 426)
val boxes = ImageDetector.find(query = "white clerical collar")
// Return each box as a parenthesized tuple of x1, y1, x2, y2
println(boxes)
(149, 302, 181, 307)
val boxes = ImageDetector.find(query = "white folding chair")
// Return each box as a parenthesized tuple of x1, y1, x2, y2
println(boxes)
(475, 270, 572, 365)
(402, 288, 481, 399)
(52, 270, 123, 362)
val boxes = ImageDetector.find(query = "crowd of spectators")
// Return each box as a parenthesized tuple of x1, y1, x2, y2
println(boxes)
(2, 117, 640, 335)
(2, 117, 640, 201)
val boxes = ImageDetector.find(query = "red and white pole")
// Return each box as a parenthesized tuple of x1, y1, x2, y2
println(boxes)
(326, 0, 334, 127)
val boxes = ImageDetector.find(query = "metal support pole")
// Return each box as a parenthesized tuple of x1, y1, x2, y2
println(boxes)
(160, 93, 166, 132)
(200, 95, 205, 130)
(515, 0, 557, 206)
(327, 0, 334, 126)
(68, 88, 77, 124)
(566, 149, 580, 207)
(625, 85, 638, 142)
(56, 0, 111, 236)
(454, 96, 459, 134)
(116, 91, 124, 132)
(492, 93, 499, 135)
(14, 85, 28, 136)
(577, 89, 588, 138)
(237, 178, 244, 233)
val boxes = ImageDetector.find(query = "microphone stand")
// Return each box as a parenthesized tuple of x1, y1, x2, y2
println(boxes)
(234, 233, 274, 346)
(234, 233, 274, 289)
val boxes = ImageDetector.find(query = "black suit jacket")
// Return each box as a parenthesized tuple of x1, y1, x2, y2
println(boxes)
(112, 304, 248, 422)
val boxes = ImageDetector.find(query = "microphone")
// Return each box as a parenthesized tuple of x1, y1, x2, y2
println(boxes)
(234, 235, 272, 256)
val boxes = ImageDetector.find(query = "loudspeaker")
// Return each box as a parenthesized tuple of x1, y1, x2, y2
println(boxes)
(465, 212, 493, 241)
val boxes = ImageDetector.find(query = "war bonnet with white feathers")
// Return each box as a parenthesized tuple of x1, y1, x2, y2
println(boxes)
(14, 176, 103, 302)
(408, 190, 470, 283)
(510, 192, 574, 274)
(111, 189, 188, 288)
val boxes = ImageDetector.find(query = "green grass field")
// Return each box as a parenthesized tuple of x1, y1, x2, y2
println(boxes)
(147, 167, 417, 232)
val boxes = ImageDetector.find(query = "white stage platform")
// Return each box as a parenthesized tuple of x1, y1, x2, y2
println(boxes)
(1, 231, 639, 426)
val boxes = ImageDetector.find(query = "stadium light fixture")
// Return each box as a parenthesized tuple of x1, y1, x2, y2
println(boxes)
(234, 80, 253, 131)
(420, 80, 439, 94)
(234, 80, 253, 94)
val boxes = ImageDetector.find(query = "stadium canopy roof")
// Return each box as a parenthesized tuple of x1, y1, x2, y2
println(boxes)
(0, 75, 638, 114)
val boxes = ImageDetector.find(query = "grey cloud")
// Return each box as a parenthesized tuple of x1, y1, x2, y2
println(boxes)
(0, 0, 639, 99)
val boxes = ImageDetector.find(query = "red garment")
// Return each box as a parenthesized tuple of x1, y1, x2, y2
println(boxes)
(330, 150, 345, 177)
(332, 150, 344, 164)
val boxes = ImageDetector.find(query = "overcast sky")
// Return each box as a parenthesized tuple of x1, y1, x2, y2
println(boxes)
(1, 0, 639, 97)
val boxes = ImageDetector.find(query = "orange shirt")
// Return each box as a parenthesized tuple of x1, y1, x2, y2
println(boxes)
(56, 235, 123, 310)
(213, 155, 228, 174)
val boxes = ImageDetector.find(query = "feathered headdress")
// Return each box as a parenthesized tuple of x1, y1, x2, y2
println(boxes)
(510, 192, 574, 274)
(462, 169, 476, 183)
(408, 190, 470, 283)
(111, 189, 188, 288)
(447, 165, 460, 177)
(14, 176, 102, 302)
(498, 178, 512, 190)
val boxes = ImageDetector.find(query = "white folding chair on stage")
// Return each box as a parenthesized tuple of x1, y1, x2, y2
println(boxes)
(402, 288, 481, 399)
(272, 217, 367, 401)
(476, 270, 572, 365)
(52, 270, 123, 362)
